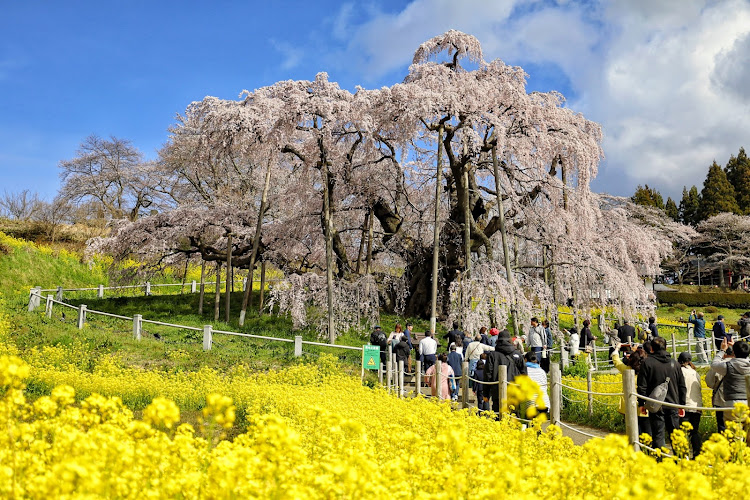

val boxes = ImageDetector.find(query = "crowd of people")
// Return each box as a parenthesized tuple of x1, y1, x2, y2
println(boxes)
(368, 309, 750, 457)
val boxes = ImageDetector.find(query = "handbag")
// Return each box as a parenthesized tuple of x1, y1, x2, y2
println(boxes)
(645, 376, 670, 413)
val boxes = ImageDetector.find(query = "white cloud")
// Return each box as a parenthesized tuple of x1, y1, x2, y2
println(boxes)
(339, 0, 750, 198)
(269, 39, 303, 71)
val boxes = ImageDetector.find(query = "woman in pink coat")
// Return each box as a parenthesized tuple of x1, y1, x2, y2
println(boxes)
(424, 353, 455, 400)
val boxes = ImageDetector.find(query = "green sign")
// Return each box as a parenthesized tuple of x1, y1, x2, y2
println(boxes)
(362, 344, 380, 370)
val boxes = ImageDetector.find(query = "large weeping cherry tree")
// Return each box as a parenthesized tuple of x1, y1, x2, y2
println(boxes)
(90, 30, 682, 339)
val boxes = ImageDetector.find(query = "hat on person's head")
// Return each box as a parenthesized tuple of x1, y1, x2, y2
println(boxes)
(498, 329, 511, 340)
(374, 325, 382, 329)
(489, 328, 499, 336)
(678, 352, 692, 364)
(718, 315, 724, 320)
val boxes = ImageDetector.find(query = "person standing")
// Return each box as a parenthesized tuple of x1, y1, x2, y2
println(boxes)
(528, 317, 545, 363)
(687, 311, 708, 364)
(678, 352, 702, 456)
(648, 317, 659, 338)
(524, 351, 550, 411)
(637, 336, 686, 450)
(738, 312, 750, 341)
(710, 339, 750, 423)
(705, 346, 733, 433)
(369, 325, 387, 367)
(394, 335, 411, 393)
(617, 319, 636, 344)
(579, 319, 596, 353)
(484, 330, 527, 414)
(612, 342, 651, 436)
(567, 327, 580, 358)
(488, 327, 499, 348)
(445, 322, 463, 348)
(473, 359, 488, 411)
(447, 344, 463, 400)
(424, 353, 455, 400)
(713, 315, 730, 350)
(541, 319, 553, 373)
(466, 334, 494, 379)
(419, 331, 438, 373)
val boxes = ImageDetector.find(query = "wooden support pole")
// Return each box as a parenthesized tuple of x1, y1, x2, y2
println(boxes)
(213, 262, 221, 322)
(461, 360, 469, 409)
(97, 284, 104, 299)
(671, 332, 677, 359)
(225, 234, 232, 323)
(198, 260, 206, 315)
(45, 294, 53, 318)
(258, 261, 266, 313)
(294, 335, 302, 357)
(587, 370, 594, 417)
(398, 359, 405, 398)
(623, 369, 640, 451)
(550, 363, 561, 425)
(416, 360, 422, 396)
(499, 365, 508, 413)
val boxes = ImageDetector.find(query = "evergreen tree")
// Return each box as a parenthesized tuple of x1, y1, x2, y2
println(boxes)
(724, 147, 750, 214)
(665, 196, 679, 221)
(699, 161, 740, 220)
(632, 184, 664, 209)
(679, 185, 701, 225)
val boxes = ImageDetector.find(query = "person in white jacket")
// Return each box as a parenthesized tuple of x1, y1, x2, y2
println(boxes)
(524, 351, 550, 411)
(678, 352, 702, 456)
(527, 317, 545, 362)
(566, 327, 580, 358)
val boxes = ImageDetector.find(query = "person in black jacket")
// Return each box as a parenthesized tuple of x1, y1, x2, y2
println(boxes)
(579, 319, 596, 351)
(637, 336, 686, 449)
(394, 335, 411, 372)
(445, 322, 463, 348)
(484, 330, 526, 414)
(370, 325, 387, 366)
(618, 320, 636, 344)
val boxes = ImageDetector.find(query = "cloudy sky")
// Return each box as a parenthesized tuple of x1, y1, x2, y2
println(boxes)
(1, 0, 748, 200)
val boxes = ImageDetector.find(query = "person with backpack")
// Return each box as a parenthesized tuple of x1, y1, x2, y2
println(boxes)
(710, 338, 750, 423)
(738, 312, 750, 341)
(370, 325, 387, 367)
(484, 329, 527, 414)
(636, 336, 686, 449)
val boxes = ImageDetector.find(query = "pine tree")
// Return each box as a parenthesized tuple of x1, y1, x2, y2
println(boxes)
(665, 197, 679, 221)
(632, 184, 665, 209)
(679, 186, 701, 225)
(724, 147, 750, 214)
(699, 161, 740, 220)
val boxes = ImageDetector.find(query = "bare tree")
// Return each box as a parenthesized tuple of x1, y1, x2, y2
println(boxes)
(0, 189, 41, 220)
(59, 135, 161, 221)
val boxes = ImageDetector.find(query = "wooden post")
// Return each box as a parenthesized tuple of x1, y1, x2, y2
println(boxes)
(225, 234, 232, 323)
(687, 324, 693, 355)
(436, 360, 443, 400)
(203, 325, 213, 351)
(498, 364, 508, 414)
(258, 261, 267, 313)
(398, 359, 405, 398)
(77, 304, 87, 329)
(416, 360, 422, 396)
(198, 261, 206, 315)
(461, 360, 469, 409)
(561, 347, 569, 369)
(133, 314, 142, 341)
(378, 358, 384, 385)
(191, 280, 197, 293)
(623, 369, 640, 451)
(213, 262, 221, 322)
(386, 344, 393, 393)
(550, 363, 561, 425)
(294, 335, 302, 357)
(671, 332, 677, 359)
(45, 294, 53, 318)
(56, 286, 63, 301)
(28, 287, 41, 311)
(145, 282, 151, 296)
(429, 124, 443, 334)
(587, 370, 594, 417)
(97, 284, 104, 299)
(248, 267, 255, 309)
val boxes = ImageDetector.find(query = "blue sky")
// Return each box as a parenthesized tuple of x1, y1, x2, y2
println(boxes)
(2, 0, 749, 201)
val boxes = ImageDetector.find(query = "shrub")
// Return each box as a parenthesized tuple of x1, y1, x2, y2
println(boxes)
(657, 291, 750, 308)
(667, 307, 676, 313)
(705, 306, 719, 314)
(674, 303, 688, 311)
